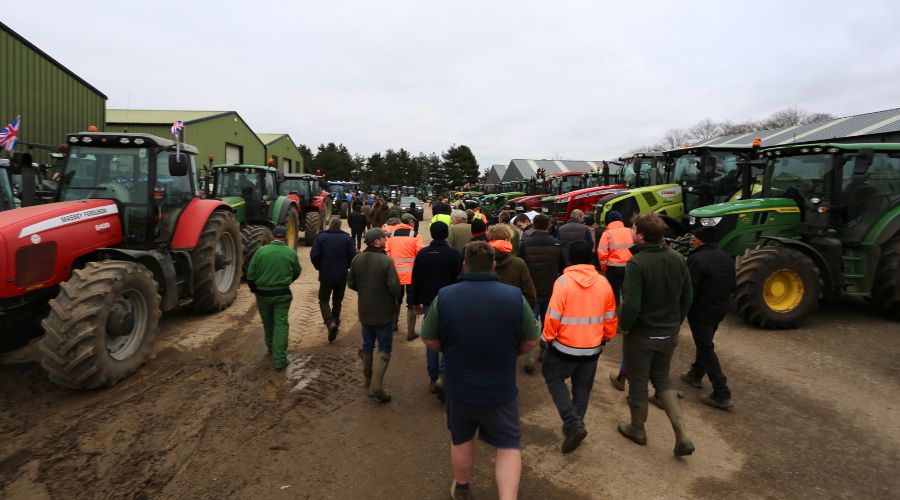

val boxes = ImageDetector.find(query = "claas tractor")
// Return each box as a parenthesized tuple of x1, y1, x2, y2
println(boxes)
(591, 152, 686, 227)
(279, 172, 334, 245)
(0, 132, 242, 389)
(210, 164, 300, 275)
(663, 144, 762, 214)
(687, 143, 900, 328)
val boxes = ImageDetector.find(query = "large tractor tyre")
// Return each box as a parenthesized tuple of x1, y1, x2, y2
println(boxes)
(323, 198, 334, 223)
(38, 261, 161, 389)
(872, 235, 900, 319)
(339, 200, 350, 219)
(283, 207, 300, 250)
(190, 210, 242, 313)
(304, 211, 320, 246)
(241, 224, 271, 277)
(733, 246, 821, 329)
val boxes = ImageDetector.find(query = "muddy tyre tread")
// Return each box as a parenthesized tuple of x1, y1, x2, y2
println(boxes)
(872, 234, 900, 320)
(38, 261, 160, 389)
(733, 246, 821, 329)
(190, 210, 242, 312)
(284, 207, 300, 249)
(304, 211, 320, 246)
(241, 224, 270, 277)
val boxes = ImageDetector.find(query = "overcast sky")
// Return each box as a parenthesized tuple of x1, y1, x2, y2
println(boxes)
(9, 0, 900, 170)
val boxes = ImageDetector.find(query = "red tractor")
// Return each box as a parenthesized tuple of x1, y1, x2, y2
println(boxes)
(511, 171, 586, 213)
(278, 172, 334, 245)
(0, 132, 242, 389)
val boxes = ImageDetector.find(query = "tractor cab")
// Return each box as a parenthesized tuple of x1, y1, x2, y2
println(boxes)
(279, 172, 318, 207)
(0, 159, 18, 211)
(664, 145, 759, 213)
(210, 164, 279, 224)
(617, 152, 663, 188)
(59, 133, 199, 246)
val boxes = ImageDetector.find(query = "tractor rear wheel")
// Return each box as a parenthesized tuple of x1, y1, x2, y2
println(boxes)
(38, 261, 160, 389)
(734, 246, 821, 329)
(872, 235, 900, 319)
(304, 211, 320, 246)
(242, 224, 271, 277)
(190, 210, 242, 312)
(284, 207, 300, 249)
(339, 201, 349, 219)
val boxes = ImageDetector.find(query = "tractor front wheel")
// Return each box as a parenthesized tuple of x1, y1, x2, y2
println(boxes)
(872, 235, 900, 319)
(242, 224, 271, 277)
(38, 261, 161, 389)
(190, 210, 242, 312)
(734, 246, 821, 329)
(304, 211, 320, 246)
(284, 207, 300, 249)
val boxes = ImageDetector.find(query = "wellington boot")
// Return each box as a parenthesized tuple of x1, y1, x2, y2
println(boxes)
(609, 370, 625, 391)
(358, 350, 373, 389)
(617, 398, 648, 446)
(658, 389, 695, 456)
(368, 353, 392, 403)
(406, 313, 418, 341)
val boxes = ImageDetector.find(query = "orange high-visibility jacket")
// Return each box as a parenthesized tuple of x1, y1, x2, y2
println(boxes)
(473, 211, 487, 223)
(385, 224, 425, 285)
(597, 221, 634, 272)
(543, 264, 618, 357)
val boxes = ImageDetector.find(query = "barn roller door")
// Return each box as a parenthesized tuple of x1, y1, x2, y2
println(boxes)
(225, 143, 242, 164)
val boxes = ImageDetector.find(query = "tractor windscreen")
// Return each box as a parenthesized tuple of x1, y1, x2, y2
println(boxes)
(0, 168, 14, 209)
(215, 169, 262, 199)
(280, 179, 312, 201)
(766, 154, 830, 199)
(60, 146, 151, 204)
(328, 184, 349, 194)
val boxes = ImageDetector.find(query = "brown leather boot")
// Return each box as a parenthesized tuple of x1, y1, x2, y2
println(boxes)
(618, 397, 648, 445)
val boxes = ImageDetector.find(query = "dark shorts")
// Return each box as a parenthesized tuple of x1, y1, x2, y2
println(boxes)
(446, 397, 521, 449)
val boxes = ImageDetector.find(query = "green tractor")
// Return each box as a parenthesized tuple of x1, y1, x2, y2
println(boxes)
(592, 152, 685, 226)
(210, 164, 300, 274)
(279, 172, 334, 245)
(687, 143, 900, 328)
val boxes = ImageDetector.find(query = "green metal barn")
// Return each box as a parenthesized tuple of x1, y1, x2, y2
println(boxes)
(257, 133, 304, 173)
(106, 109, 266, 177)
(0, 21, 107, 163)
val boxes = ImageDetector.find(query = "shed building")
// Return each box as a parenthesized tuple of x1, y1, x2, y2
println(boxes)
(485, 164, 507, 184)
(0, 21, 106, 163)
(502, 159, 606, 182)
(257, 133, 304, 173)
(106, 109, 265, 177)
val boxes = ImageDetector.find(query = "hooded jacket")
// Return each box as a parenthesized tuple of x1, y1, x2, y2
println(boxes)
(543, 264, 618, 359)
(597, 220, 634, 272)
(491, 240, 537, 309)
(348, 246, 402, 326)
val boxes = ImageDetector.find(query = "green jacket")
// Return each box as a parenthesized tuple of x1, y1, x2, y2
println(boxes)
(494, 251, 537, 309)
(619, 242, 692, 338)
(247, 241, 301, 294)
(348, 247, 402, 326)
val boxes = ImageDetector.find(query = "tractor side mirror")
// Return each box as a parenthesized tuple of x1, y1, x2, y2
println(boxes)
(632, 158, 643, 186)
(853, 149, 874, 175)
(168, 153, 189, 176)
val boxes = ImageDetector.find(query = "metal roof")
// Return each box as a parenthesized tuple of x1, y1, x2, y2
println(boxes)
(106, 109, 231, 124)
(692, 107, 900, 147)
(485, 164, 507, 184)
(502, 159, 606, 182)
(257, 133, 289, 145)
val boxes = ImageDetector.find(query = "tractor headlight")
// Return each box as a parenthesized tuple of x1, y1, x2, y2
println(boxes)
(68, 136, 79, 144)
(133, 138, 145, 145)
(119, 137, 131, 144)
(81, 136, 93, 144)
(699, 217, 722, 227)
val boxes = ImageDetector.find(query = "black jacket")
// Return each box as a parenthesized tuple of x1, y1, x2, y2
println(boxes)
(411, 240, 463, 308)
(310, 229, 356, 284)
(349, 210, 368, 232)
(687, 243, 736, 322)
(556, 221, 593, 266)
(517, 231, 563, 299)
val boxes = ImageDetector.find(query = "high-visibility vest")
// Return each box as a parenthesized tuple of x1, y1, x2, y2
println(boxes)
(385, 224, 425, 285)
(431, 213, 452, 227)
(543, 265, 618, 357)
(473, 212, 487, 223)
(597, 221, 633, 272)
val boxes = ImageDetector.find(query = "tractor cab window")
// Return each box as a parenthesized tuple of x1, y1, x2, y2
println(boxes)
(155, 151, 197, 241)
(0, 167, 14, 209)
(263, 172, 276, 199)
(673, 155, 701, 186)
(766, 154, 833, 226)
(839, 152, 900, 242)
(215, 169, 261, 199)
(621, 163, 652, 187)
(706, 152, 742, 202)
(280, 179, 312, 203)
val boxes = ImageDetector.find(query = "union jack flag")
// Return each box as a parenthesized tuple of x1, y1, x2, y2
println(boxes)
(0, 115, 20, 152)
(170, 119, 184, 137)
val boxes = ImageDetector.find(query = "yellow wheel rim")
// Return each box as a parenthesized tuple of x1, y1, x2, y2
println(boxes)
(287, 217, 298, 249)
(763, 269, 804, 312)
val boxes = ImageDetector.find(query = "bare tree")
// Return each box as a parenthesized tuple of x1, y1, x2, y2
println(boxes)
(720, 120, 760, 136)
(802, 112, 836, 124)
(689, 118, 722, 141)
(659, 128, 692, 150)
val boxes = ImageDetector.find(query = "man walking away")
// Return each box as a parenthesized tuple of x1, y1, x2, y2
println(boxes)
(348, 228, 402, 403)
(488, 226, 537, 310)
(411, 221, 463, 398)
(311, 217, 356, 343)
(556, 209, 593, 267)
(447, 209, 473, 253)
(681, 225, 736, 410)
(517, 214, 563, 374)
(542, 241, 617, 453)
(385, 214, 426, 339)
(420, 242, 540, 500)
(247, 226, 301, 370)
(349, 204, 368, 249)
(470, 218, 488, 242)
(597, 210, 634, 391)
(617, 214, 694, 457)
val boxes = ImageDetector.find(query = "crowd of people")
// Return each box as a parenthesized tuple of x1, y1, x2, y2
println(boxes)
(246, 197, 737, 500)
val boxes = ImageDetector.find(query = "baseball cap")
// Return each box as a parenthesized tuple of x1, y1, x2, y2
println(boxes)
(365, 228, 386, 244)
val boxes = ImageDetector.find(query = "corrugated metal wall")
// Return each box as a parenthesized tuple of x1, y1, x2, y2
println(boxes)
(0, 26, 106, 164)
(265, 136, 304, 173)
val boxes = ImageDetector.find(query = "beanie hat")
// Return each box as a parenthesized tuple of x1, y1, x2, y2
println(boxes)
(430, 221, 449, 240)
(606, 210, 624, 225)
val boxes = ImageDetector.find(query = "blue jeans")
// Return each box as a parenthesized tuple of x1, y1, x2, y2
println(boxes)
(427, 349, 445, 381)
(361, 323, 393, 354)
(534, 297, 550, 326)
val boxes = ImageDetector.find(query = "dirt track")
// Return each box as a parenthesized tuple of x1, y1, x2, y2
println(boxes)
(2, 212, 899, 499)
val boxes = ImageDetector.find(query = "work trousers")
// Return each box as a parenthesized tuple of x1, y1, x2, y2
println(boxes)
(605, 267, 626, 305)
(542, 349, 599, 433)
(361, 323, 394, 354)
(351, 230, 364, 250)
(318, 281, 346, 326)
(527, 296, 551, 366)
(256, 294, 293, 368)
(396, 284, 414, 309)
(687, 314, 731, 400)
(623, 334, 677, 403)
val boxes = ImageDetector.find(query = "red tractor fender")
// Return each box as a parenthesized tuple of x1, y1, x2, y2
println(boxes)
(171, 198, 234, 250)
(312, 191, 328, 210)
(286, 193, 301, 208)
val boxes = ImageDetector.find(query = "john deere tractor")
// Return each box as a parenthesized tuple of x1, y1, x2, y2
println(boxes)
(0, 132, 242, 388)
(279, 172, 334, 245)
(210, 164, 300, 274)
(687, 143, 900, 328)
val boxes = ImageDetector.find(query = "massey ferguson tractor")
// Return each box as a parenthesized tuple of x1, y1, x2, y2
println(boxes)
(279, 172, 334, 245)
(209, 164, 300, 275)
(0, 132, 242, 389)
